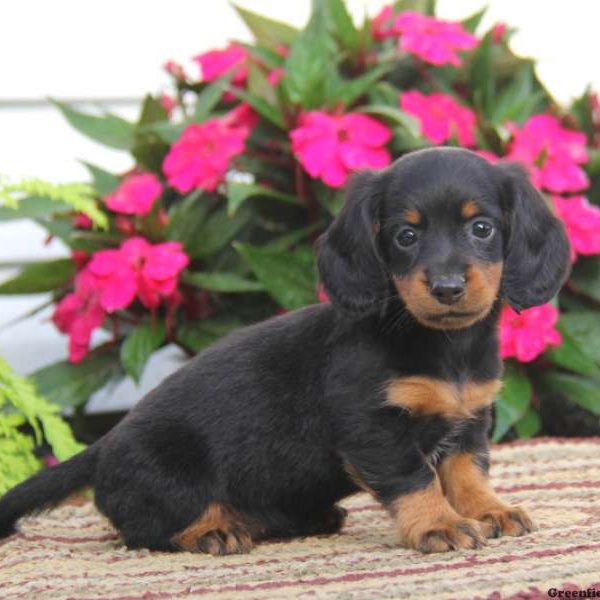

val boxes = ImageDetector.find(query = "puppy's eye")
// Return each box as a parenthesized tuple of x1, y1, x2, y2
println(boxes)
(472, 221, 494, 239)
(397, 227, 418, 247)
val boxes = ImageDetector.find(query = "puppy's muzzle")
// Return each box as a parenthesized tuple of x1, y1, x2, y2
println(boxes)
(429, 275, 466, 306)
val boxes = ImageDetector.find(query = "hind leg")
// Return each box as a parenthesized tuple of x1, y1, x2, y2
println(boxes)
(170, 503, 254, 555)
(170, 503, 347, 555)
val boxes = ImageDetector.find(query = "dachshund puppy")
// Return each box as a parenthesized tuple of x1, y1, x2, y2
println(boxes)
(0, 147, 570, 555)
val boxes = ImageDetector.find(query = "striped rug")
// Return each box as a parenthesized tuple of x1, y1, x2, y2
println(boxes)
(1, 438, 600, 599)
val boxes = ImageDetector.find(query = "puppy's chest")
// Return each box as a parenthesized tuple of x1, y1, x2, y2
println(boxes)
(385, 376, 502, 419)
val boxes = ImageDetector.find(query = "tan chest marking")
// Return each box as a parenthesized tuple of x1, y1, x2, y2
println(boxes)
(385, 377, 502, 418)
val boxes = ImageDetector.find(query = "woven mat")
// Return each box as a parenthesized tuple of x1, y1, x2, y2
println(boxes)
(2, 438, 600, 600)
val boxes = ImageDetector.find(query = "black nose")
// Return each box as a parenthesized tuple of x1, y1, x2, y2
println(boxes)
(430, 276, 466, 305)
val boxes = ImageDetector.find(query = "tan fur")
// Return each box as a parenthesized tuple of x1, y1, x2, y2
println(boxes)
(404, 209, 421, 225)
(464, 263, 503, 313)
(171, 503, 253, 554)
(393, 262, 503, 330)
(461, 200, 480, 219)
(386, 377, 502, 418)
(392, 476, 485, 552)
(438, 453, 536, 538)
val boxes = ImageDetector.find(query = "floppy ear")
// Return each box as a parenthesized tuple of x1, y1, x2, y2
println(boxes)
(498, 163, 571, 311)
(317, 170, 389, 314)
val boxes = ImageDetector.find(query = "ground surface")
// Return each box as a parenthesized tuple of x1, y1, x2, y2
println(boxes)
(1, 438, 600, 599)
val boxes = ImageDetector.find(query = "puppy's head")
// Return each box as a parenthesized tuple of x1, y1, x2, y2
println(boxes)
(318, 147, 570, 330)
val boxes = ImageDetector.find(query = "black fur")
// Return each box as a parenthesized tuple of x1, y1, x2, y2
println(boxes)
(497, 162, 571, 311)
(0, 147, 571, 552)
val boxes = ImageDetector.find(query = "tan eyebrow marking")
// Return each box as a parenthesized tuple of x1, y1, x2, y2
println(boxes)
(404, 209, 421, 225)
(462, 200, 480, 219)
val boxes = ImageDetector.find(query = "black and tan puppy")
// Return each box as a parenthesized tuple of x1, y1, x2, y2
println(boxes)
(0, 147, 570, 555)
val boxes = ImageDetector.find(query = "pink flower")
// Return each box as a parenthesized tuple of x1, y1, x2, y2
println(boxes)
(554, 195, 600, 260)
(500, 304, 562, 363)
(372, 5, 396, 40)
(104, 173, 163, 216)
(74, 213, 93, 229)
(87, 237, 189, 311)
(71, 250, 89, 270)
(87, 247, 138, 312)
(53, 239, 188, 362)
(194, 43, 248, 86)
(491, 22, 508, 44)
(133, 240, 190, 309)
(267, 67, 285, 87)
(317, 284, 330, 304)
(52, 270, 105, 363)
(506, 115, 589, 193)
(221, 103, 258, 137)
(114, 215, 136, 236)
(290, 111, 392, 188)
(393, 12, 478, 66)
(401, 91, 477, 147)
(163, 60, 187, 81)
(163, 118, 249, 193)
(161, 94, 177, 116)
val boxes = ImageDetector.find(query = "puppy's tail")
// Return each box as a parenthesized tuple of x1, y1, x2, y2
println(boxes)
(0, 443, 99, 538)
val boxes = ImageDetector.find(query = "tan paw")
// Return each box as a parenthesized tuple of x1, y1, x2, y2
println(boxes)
(478, 506, 536, 538)
(412, 518, 486, 553)
(196, 528, 254, 555)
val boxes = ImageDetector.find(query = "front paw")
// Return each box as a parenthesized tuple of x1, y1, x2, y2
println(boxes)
(478, 506, 536, 538)
(409, 518, 486, 553)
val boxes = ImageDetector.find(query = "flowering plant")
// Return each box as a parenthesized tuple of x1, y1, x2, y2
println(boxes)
(3, 0, 600, 442)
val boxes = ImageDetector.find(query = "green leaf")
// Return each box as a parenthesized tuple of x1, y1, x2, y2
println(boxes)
(570, 258, 600, 303)
(358, 104, 421, 139)
(514, 406, 541, 439)
(138, 120, 187, 144)
(489, 63, 545, 125)
(323, 0, 361, 52)
(334, 63, 394, 107)
(228, 87, 285, 129)
(1, 179, 107, 229)
(39, 414, 85, 461)
(195, 74, 232, 122)
(51, 99, 135, 150)
(227, 182, 299, 216)
(131, 94, 172, 173)
(282, 2, 333, 108)
(166, 190, 210, 247)
(0, 259, 75, 295)
(539, 371, 600, 416)
(177, 317, 243, 354)
(35, 218, 120, 253)
(31, 349, 122, 409)
(264, 222, 324, 250)
(120, 322, 166, 383)
(183, 271, 264, 293)
(189, 204, 252, 258)
(492, 363, 532, 441)
(570, 87, 596, 139)
(546, 319, 600, 377)
(368, 81, 404, 107)
(137, 94, 168, 125)
(80, 162, 120, 196)
(462, 6, 487, 33)
(0, 196, 71, 221)
(468, 33, 495, 116)
(235, 243, 316, 310)
(233, 4, 298, 49)
(551, 311, 600, 364)
(247, 63, 278, 106)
